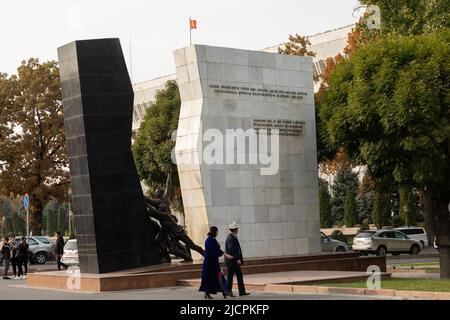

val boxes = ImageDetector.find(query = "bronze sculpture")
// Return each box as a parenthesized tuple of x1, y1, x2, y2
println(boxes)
(145, 172, 205, 263)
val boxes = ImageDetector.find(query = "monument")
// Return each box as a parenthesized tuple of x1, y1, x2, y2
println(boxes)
(58, 39, 161, 274)
(27, 41, 385, 292)
(174, 45, 321, 258)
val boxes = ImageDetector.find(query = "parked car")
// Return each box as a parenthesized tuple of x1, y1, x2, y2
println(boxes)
(17, 236, 55, 265)
(61, 239, 79, 267)
(394, 227, 428, 247)
(352, 230, 422, 256)
(321, 232, 348, 253)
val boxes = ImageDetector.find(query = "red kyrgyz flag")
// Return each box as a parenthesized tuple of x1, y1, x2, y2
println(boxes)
(190, 18, 197, 30)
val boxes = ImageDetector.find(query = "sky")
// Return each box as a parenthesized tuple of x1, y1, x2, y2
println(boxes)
(0, 0, 361, 84)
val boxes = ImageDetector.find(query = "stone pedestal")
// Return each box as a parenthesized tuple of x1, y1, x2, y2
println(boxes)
(173, 45, 321, 259)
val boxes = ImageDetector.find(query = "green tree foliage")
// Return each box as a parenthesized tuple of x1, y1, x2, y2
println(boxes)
(344, 190, 358, 227)
(57, 204, 69, 235)
(357, 173, 375, 223)
(399, 187, 418, 226)
(0, 59, 69, 235)
(319, 179, 332, 228)
(373, 192, 392, 228)
(360, 218, 370, 231)
(320, 30, 450, 276)
(11, 211, 25, 235)
(331, 166, 359, 225)
(132, 81, 182, 212)
(330, 230, 347, 244)
(360, 0, 450, 35)
(44, 201, 58, 236)
(357, 192, 374, 223)
(0, 196, 25, 236)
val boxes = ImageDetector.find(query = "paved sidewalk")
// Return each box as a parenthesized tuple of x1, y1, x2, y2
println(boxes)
(181, 270, 382, 287)
(0, 279, 393, 300)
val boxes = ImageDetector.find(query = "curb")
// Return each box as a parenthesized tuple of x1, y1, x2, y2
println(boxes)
(268, 285, 450, 300)
(176, 279, 450, 300)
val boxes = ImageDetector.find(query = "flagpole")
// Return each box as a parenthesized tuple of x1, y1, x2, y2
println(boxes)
(189, 17, 192, 46)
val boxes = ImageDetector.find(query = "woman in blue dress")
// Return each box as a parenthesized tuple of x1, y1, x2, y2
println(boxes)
(199, 226, 233, 299)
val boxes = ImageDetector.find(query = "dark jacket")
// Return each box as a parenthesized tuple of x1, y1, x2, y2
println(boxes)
(1, 243, 11, 260)
(18, 243, 29, 258)
(224, 233, 243, 267)
(56, 237, 65, 255)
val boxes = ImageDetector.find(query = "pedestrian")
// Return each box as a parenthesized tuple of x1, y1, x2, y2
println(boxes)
(9, 234, 19, 280)
(199, 226, 233, 300)
(17, 237, 29, 279)
(1, 237, 11, 280)
(55, 231, 67, 271)
(224, 222, 250, 297)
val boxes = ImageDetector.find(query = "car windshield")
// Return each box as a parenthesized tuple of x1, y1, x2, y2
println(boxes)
(65, 241, 77, 251)
(356, 232, 375, 238)
(35, 236, 50, 244)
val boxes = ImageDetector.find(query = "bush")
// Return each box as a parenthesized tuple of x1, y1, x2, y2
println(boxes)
(360, 218, 370, 231)
(330, 230, 347, 244)
(391, 215, 404, 228)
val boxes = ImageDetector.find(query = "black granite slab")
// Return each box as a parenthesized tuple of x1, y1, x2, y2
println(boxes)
(58, 39, 161, 274)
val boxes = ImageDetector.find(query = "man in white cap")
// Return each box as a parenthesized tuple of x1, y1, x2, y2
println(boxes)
(224, 222, 250, 297)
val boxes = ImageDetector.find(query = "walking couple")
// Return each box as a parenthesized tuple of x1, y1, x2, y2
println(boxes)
(199, 222, 250, 300)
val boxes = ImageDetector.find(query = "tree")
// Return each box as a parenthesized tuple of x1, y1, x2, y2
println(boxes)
(330, 166, 359, 225)
(278, 34, 316, 58)
(360, 0, 450, 35)
(11, 211, 25, 235)
(319, 179, 332, 228)
(399, 187, 418, 227)
(321, 30, 450, 277)
(344, 190, 358, 227)
(357, 173, 375, 223)
(373, 192, 391, 228)
(57, 204, 68, 235)
(357, 192, 374, 223)
(132, 81, 182, 213)
(44, 201, 58, 236)
(0, 59, 69, 235)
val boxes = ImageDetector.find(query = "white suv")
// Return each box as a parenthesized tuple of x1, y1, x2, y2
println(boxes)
(394, 227, 428, 247)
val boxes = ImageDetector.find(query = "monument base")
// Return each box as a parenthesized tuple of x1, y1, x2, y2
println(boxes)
(27, 252, 385, 292)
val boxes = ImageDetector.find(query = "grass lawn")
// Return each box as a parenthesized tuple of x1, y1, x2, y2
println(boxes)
(317, 279, 450, 292)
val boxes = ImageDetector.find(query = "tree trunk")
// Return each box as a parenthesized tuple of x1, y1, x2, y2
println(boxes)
(377, 192, 383, 229)
(434, 197, 450, 279)
(31, 199, 44, 236)
(440, 246, 450, 279)
(422, 188, 436, 246)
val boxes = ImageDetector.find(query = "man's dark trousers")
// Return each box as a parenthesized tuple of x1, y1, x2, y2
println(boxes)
(225, 262, 246, 295)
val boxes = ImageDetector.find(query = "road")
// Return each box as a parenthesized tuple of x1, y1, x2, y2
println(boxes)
(0, 250, 437, 300)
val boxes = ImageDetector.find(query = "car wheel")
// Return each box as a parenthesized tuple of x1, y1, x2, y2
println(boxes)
(335, 246, 346, 253)
(34, 252, 47, 265)
(376, 246, 387, 257)
(410, 245, 420, 256)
